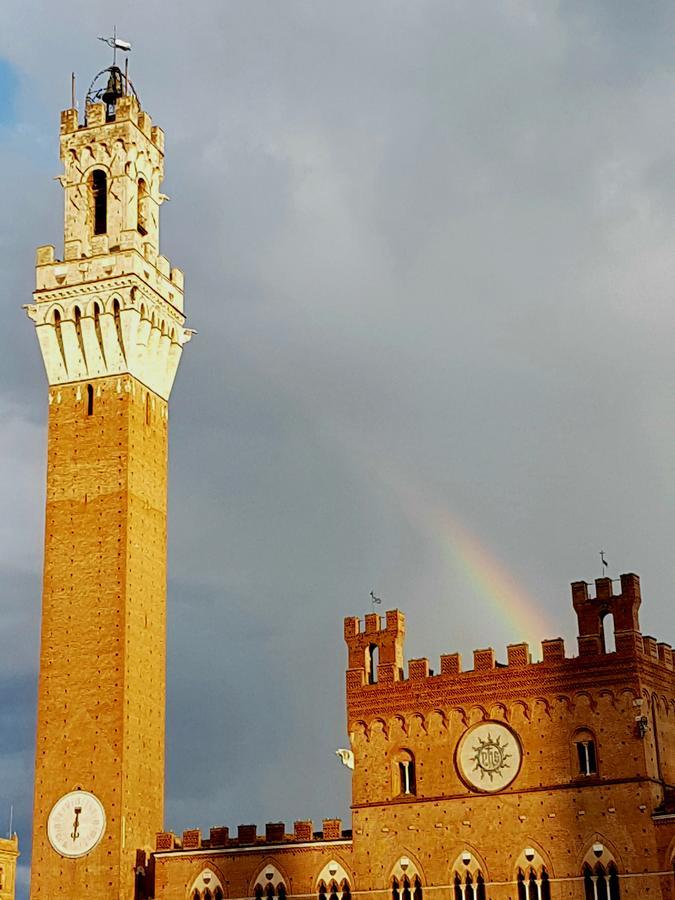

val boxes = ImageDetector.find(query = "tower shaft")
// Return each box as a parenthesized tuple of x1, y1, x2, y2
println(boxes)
(26, 86, 190, 898)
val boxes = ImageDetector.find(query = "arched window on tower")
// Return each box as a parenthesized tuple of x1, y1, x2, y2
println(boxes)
(367, 643, 378, 684)
(601, 610, 616, 653)
(392, 749, 416, 796)
(137, 177, 148, 235)
(90, 169, 107, 235)
(574, 729, 598, 777)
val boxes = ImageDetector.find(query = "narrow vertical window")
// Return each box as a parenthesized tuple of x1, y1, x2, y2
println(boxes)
(255, 886, 264, 900)
(576, 739, 597, 776)
(465, 874, 474, 900)
(204, 891, 212, 900)
(402, 875, 411, 900)
(583, 865, 595, 900)
(412, 877, 422, 900)
(86, 384, 94, 417)
(319, 882, 327, 900)
(528, 868, 539, 900)
(341, 881, 351, 900)
(215, 890, 224, 900)
(265, 885, 275, 900)
(278, 886, 287, 900)
(540, 870, 550, 900)
(476, 874, 486, 900)
(607, 864, 620, 900)
(367, 643, 378, 684)
(454, 874, 463, 900)
(91, 169, 107, 235)
(137, 177, 148, 235)
(395, 750, 416, 796)
(392, 877, 400, 900)
(517, 871, 527, 900)
(145, 393, 151, 425)
(596, 867, 608, 900)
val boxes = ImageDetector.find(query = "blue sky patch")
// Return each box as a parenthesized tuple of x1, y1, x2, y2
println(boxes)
(0, 58, 19, 126)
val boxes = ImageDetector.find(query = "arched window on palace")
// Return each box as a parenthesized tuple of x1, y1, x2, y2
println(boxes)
(392, 875, 422, 900)
(90, 169, 107, 235)
(319, 879, 351, 900)
(392, 749, 416, 797)
(454, 871, 486, 900)
(516, 866, 551, 900)
(574, 729, 598, 777)
(189, 868, 225, 900)
(583, 863, 620, 900)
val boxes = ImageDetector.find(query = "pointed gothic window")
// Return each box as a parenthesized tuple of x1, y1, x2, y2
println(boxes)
(91, 169, 107, 235)
(215, 890, 224, 900)
(392, 876, 401, 900)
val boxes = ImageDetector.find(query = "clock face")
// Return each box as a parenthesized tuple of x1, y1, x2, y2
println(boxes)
(456, 721, 522, 793)
(47, 790, 106, 858)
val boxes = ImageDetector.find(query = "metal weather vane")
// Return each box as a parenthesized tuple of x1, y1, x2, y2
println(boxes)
(98, 26, 132, 66)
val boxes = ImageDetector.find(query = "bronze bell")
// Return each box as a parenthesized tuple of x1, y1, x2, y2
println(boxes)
(101, 66, 124, 107)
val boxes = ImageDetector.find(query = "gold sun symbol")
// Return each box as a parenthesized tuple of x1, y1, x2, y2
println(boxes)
(470, 732, 512, 782)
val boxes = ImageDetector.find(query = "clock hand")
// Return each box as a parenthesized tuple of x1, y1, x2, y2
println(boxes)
(71, 806, 82, 841)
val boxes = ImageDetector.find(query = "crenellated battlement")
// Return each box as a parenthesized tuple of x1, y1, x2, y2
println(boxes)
(155, 819, 352, 853)
(345, 574, 674, 711)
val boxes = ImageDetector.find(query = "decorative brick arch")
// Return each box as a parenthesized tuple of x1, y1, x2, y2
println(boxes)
(250, 860, 291, 897)
(315, 857, 353, 889)
(187, 865, 226, 900)
(389, 851, 426, 885)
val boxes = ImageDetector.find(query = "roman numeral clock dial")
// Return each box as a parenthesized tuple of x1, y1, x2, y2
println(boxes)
(47, 791, 106, 859)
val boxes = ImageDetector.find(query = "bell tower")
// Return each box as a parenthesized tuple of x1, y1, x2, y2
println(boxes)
(26, 61, 191, 899)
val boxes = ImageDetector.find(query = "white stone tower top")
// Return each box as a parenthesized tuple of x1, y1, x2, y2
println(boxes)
(25, 76, 192, 400)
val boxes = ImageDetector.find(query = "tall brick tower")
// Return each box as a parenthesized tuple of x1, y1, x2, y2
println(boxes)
(25, 61, 190, 898)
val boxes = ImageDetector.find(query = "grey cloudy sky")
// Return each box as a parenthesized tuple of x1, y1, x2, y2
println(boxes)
(3, 1, 675, 895)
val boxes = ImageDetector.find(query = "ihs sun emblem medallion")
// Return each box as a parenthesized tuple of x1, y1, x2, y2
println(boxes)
(470, 731, 512, 782)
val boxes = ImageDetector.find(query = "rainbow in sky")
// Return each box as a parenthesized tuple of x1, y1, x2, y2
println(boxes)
(329, 423, 556, 649)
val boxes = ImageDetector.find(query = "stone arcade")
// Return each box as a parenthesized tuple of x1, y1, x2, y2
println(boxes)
(18, 61, 675, 900)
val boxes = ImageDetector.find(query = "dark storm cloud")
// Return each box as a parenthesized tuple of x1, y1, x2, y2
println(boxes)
(4, 3, 675, 896)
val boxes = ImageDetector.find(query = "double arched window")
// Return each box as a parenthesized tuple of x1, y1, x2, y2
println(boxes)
(392, 749, 416, 796)
(583, 863, 620, 900)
